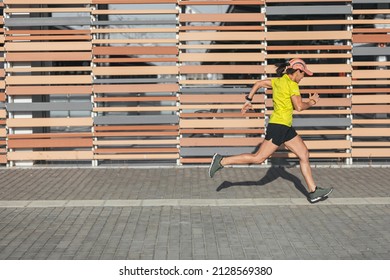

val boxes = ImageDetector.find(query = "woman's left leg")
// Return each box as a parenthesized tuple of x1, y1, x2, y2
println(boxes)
(284, 135, 316, 193)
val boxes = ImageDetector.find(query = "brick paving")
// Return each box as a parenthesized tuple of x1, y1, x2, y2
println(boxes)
(0, 166, 389, 260)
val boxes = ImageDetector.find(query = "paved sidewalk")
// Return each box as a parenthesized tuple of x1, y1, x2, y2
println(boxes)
(0, 166, 389, 260)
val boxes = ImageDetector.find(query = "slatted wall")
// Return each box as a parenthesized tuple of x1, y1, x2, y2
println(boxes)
(351, 0, 390, 161)
(0, 0, 388, 166)
(0, 1, 5, 165)
(265, 0, 353, 163)
(4, 0, 93, 165)
(179, 0, 266, 164)
(91, 0, 180, 165)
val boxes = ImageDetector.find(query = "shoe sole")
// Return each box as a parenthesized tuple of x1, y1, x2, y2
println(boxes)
(309, 188, 333, 203)
(209, 153, 218, 178)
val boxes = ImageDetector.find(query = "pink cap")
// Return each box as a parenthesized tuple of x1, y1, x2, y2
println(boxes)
(288, 58, 313, 76)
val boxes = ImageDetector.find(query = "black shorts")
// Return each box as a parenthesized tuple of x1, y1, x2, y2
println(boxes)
(265, 123, 298, 146)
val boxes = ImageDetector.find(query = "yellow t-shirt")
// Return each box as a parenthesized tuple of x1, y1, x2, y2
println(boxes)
(269, 74, 300, 127)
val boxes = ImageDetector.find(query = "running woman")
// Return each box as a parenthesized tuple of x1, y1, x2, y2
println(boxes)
(208, 58, 333, 203)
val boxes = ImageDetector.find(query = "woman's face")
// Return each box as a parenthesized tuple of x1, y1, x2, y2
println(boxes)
(293, 70, 305, 83)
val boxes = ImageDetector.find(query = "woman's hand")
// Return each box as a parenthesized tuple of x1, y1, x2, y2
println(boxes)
(241, 101, 253, 114)
(309, 92, 320, 105)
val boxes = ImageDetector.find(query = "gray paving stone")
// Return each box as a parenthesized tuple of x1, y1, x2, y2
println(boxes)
(0, 167, 389, 260)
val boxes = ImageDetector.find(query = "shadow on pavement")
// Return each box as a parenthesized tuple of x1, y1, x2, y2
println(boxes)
(216, 166, 309, 198)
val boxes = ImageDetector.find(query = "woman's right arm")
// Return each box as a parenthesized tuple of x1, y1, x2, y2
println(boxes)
(242, 79, 272, 114)
(246, 79, 272, 101)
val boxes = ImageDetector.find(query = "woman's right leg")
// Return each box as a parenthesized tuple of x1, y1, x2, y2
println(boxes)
(220, 139, 279, 166)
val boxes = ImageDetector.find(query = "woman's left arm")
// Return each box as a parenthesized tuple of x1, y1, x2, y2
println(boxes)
(291, 92, 319, 112)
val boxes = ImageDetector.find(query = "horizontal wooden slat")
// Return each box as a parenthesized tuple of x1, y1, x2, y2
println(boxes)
(179, 32, 265, 41)
(180, 104, 264, 110)
(8, 138, 93, 148)
(93, 46, 177, 55)
(95, 148, 178, 154)
(180, 65, 264, 74)
(353, 70, 390, 79)
(267, 20, 351, 26)
(180, 26, 264, 31)
(352, 95, 390, 104)
(6, 85, 92, 95)
(94, 154, 179, 160)
(94, 84, 179, 93)
(267, 45, 351, 51)
(179, 13, 265, 22)
(94, 58, 177, 63)
(352, 142, 390, 148)
(6, 35, 91, 42)
(6, 52, 91, 62)
(180, 94, 264, 103)
(94, 125, 178, 131)
(181, 129, 264, 135)
(179, 44, 265, 50)
(7, 118, 93, 128)
(180, 119, 264, 128)
(5, 42, 92, 51)
(353, 34, 390, 43)
(299, 77, 351, 86)
(6, 66, 92, 73)
(352, 88, 390, 94)
(179, 53, 265, 62)
(180, 112, 264, 118)
(352, 149, 390, 158)
(93, 0, 176, 3)
(352, 119, 390, 125)
(181, 138, 264, 147)
(305, 140, 351, 150)
(6, 75, 92, 85)
(8, 133, 92, 139)
(352, 80, 390, 86)
(7, 151, 93, 161)
(352, 128, 390, 137)
(93, 66, 178, 76)
(178, 0, 264, 5)
(5, 0, 91, 3)
(93, 39, 178, 44)
(352, 105, 390, 114)
(94, 140, 179, 146)
(296, 130, 351, 136)
(94, 131, 178, 137)
(5, 30, 91, 35)
(266, 53, 352, 59)
(353, 9, 390, 15)
(180, 80, 258, 85)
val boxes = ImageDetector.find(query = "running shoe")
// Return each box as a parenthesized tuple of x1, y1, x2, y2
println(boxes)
(209, 153, 223, 178)
(309, 187, 333, 203)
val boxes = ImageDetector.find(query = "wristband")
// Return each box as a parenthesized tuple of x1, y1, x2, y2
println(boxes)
(245, 95, 253, 102)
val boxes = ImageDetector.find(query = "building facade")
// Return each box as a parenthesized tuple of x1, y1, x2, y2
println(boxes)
(0, 0, 389, 167)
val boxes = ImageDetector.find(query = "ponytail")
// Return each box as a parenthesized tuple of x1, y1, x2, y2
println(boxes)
(275, 61, 299, 77)
(275, 62, 290, 77)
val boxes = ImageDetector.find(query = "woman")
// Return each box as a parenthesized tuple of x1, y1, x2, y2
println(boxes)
(208, 58, 333, 203)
